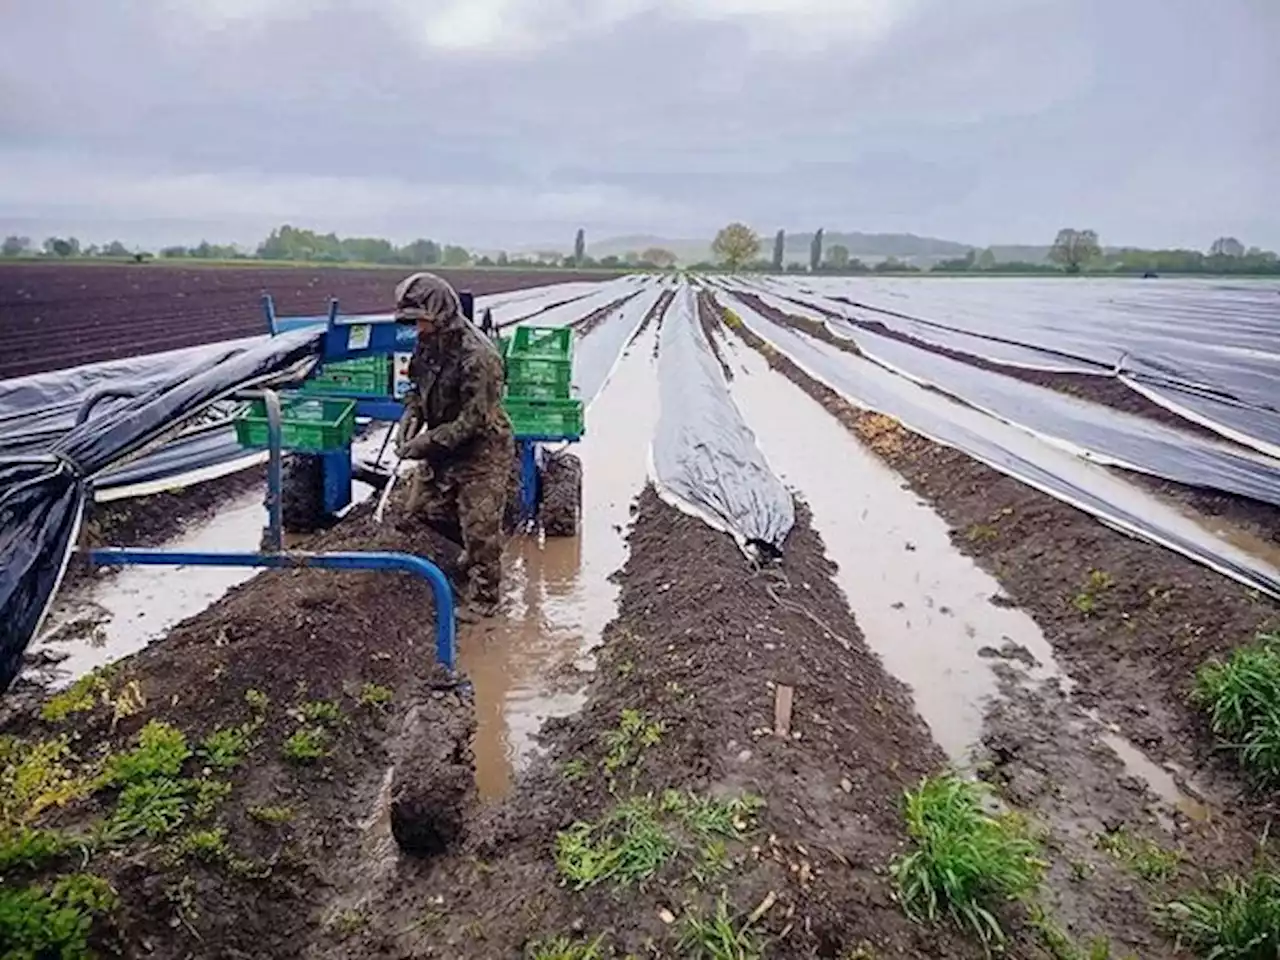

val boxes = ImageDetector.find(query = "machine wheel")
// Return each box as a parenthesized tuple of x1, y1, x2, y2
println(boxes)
(277, 453, 329, 534)
(538, 451, 582, 537)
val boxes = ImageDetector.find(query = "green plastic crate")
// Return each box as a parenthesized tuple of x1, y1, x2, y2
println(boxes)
(234, 396, 357, 452)
(506, 355, 573, 398)
(300, 355, 389, 396)
(504, 396, 584, 439)
(509, 326, 573, 360)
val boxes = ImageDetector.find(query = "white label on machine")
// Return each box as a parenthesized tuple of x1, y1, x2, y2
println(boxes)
(347, 324, 371, 350)
(393, 352, 413, 399)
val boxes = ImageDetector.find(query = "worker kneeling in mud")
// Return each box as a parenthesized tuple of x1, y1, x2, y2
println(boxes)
(393, 272, 514, 617)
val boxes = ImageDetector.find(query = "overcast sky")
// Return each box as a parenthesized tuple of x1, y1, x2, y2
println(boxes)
(1, 0, 1276, 251)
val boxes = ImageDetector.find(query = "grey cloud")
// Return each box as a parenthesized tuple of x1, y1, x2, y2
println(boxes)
(0, 0, 1275, 250)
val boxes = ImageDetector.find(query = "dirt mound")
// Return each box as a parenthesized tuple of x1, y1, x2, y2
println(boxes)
(3, 496, 475, 958)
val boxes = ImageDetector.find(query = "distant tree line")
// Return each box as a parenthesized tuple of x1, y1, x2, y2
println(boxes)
(0, 225, 681, 273)
(705, 224, 1280, 276)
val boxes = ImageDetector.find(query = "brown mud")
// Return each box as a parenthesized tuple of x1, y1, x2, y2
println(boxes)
(4, 493, 476, 958)
(708, 293, 1276, 886)
(567, 291, 642, 337)
(350, 488, 989, 959)
(626, 287, 673, 350)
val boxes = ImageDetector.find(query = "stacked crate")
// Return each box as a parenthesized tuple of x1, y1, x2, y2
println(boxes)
(501, 327, 584, 439)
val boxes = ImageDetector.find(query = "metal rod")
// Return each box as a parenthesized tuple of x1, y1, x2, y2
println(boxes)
(263, 389, 284, 552)
(87, 548, 457, 672)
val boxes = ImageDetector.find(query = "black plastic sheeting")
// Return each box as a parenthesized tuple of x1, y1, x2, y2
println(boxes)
(0, 328, 323, 693)
(737, 286, 1280, 508)
(652, 287, 794, 556)
(763, 278, 1280, 459)
(718, 291, 1280, 600)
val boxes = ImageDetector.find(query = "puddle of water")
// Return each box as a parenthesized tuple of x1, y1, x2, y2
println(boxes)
(1098, 730, 1211, 823)
(1166, 496, 1280, 573)
(33, 427, 393, 687)
(463, 326, 663, 798)
(721, 334, 1065, 761)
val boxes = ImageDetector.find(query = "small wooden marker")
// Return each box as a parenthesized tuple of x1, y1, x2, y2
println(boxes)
(774, 684, 794, 738)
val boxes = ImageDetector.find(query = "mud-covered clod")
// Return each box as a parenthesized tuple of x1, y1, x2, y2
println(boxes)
(388, 690, 476, 859)
(539, 451, 583, 538)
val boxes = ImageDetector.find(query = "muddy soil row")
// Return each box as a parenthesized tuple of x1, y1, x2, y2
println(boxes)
(0, 263, 612, 379)
(705, 290, 1278, 843)
(735, 290, 1280, 545)
(344, 487, 989, 959)
(566, 290, 642, 337)
(3, 492, 474, 958)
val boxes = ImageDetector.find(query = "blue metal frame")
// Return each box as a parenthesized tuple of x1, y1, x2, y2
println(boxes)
(261, 291, 583, 528)
(87, 548, 456, 672)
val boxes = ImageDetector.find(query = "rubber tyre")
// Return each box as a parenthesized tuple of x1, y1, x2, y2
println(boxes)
(538, 451, 582, 538)
(277, 453, 329, 534)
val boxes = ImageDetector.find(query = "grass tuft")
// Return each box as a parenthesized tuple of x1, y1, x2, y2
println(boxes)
(601, 709, 664, 787)
(299, 700, 344, 726)
(526, 934, 608, 959)
(1158, 869, 1280, 960)
(104, 720, 190, 786)
(889, 772, 1045, 949)
(39, 671, 112, 723)
(677, 897, 766, 959)
(1094, 827, 1181, 883)
(1194, 634, 1280, 784)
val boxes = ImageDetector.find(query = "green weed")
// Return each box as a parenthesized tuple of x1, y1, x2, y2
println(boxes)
(358, 684, 394, 709)
(40, 672, 111, 723)
(1028, 902, 1124, 959)
(556, 796, 678, 890)
(1073, 570, 1115, 616)
(248, 804, 295, 825)
(554, 791, 761, 891)
(299, 700, 344, 726)
(327, 908, 369, 937)
(601, 709, 663, 781)
(0, 874, 117, 960)
(1194, 634, 1280, 784)
(283, 727, 330, 764)
(245, 689, 270, 713)
(889, 772, 1045, 949)
(172, 827, 230, 864)
(104, 720, 190, 785)
(189, 778, 232, 820)
(0, 825, 78, 871)
(526, 934, 608, 959)
(1, 735, 94, 826)
(1158, 869, 1280, 959)
(108, 777, 189, 839)
(198, 724, 256, 772)
(561, 758, 588, 783)
(677, 897, 766, 959)
(1095, 827, 1181, 883)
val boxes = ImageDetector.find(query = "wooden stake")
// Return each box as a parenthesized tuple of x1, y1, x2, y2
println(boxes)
(774, 685, 794, 738)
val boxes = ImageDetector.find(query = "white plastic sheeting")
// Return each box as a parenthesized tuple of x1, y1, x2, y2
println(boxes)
(652, 287, 794, 556)
(717, 291, 1280, 599)
(573, 284, 666, 408)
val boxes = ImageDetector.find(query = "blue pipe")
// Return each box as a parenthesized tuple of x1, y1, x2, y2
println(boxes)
(86, 548, 457, 672)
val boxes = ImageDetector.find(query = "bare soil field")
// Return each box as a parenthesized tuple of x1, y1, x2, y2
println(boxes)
(0, 262, 613, 379)
(6, 282, 1280, 959)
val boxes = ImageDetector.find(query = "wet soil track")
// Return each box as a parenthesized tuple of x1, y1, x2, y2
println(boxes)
(0, 262, 616, 380)
(6, 272, 1280, 957)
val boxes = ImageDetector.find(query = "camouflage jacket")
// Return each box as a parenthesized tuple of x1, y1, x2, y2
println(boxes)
(405, 316, 512, 460)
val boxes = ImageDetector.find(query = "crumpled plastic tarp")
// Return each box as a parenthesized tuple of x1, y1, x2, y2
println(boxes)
(718, 291, 1280, 600)
(733, 285, 1280, 507)
(652, 287, 794, 556)
(0, 327, 323, 693)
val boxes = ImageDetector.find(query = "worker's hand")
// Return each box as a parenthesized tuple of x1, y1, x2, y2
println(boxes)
(401, 429, 437, 461)
(394, 406, 423, 457)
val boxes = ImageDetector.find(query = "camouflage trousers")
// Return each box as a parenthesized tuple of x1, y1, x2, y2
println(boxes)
(407, 432, 513, 608)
